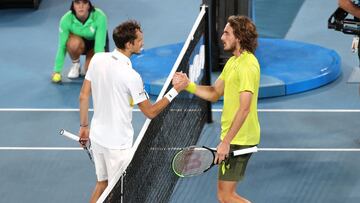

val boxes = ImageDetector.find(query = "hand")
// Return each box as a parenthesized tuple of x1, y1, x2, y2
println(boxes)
(172, 72, 190, 92)
(214, 141, 230, 164)
(338, 0, 353, 9)
(78, 126, 90, 147)
(172, 72, 185, 86)
(352, 36, 359, 53)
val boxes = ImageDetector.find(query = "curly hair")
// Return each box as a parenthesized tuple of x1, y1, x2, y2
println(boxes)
(113, 20, 142, 49)
(227, 15, 258, 54)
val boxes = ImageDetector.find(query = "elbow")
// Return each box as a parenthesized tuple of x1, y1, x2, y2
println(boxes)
(79, 92, 88, 103)
(209, 98, 218, 103)
(209, 93, 221, 102)
(145, 113, 156, 119)
(79, 95, 84, 103)
(242, 108, 251, 117)
(238, 106, 251, 118)
(143, 109, 157, 119)
(79, 94, 84, 102)
(208, 88, 223, 102)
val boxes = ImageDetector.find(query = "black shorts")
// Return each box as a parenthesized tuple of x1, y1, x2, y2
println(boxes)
(218, 145, 255, 182)
(82, 31, 109, 54)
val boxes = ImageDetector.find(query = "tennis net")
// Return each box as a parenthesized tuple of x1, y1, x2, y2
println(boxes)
(98, 5, 211, 203)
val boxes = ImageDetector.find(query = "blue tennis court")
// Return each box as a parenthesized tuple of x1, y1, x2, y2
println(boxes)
(1, 0, 360, 203)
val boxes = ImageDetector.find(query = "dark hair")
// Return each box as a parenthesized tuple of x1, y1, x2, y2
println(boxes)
(70, 0, 95, 14)
(113, 20, 142, 49)
(227, 15, 258, 53)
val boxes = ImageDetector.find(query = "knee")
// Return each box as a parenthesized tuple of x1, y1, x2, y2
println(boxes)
(66, 36, 83, 53)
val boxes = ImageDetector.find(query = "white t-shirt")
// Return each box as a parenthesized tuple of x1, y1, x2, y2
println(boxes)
(85, 49, 148, 149)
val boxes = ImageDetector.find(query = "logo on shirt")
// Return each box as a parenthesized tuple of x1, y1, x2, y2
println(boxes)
(189, 45, 205, 83)
(139, 90, 149, 100)
(129, 98, 134, 107)
(89, 26, 95, 33)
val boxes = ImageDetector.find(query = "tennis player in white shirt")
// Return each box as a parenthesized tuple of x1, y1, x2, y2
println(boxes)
(78, 20, 187, 203)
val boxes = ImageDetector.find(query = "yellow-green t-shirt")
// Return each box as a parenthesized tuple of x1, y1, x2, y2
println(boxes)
(218, 51, 260, 145)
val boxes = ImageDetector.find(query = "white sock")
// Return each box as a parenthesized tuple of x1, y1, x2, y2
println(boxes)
(72, 58, 80, 64)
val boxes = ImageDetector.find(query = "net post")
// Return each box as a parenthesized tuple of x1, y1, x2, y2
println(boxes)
(202, 0, 254, 71)
(202, 0, 219, 72)
(203, 4, 213, 123)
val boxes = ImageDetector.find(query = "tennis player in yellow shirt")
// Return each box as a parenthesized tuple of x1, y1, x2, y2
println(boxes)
(174, 15, 260, 203)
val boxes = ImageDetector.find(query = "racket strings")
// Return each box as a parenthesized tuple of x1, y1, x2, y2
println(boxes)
(173, 148, 214, 176)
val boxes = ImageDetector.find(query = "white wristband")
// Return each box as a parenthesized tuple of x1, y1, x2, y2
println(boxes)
(164, 88, 178, 102)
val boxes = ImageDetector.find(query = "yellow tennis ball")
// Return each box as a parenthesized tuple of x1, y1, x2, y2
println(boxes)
(52, 73, 62, 83)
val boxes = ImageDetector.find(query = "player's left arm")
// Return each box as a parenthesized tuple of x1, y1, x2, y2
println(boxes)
(54, 15, 71, 72)
(78, 35, 97, 146)
(215, 91, 252, 163)
(79, 79, 91, 146)
(94, 9, 108, 53)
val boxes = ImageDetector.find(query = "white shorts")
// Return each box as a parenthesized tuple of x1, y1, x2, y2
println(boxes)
(91, 141, 131, 182)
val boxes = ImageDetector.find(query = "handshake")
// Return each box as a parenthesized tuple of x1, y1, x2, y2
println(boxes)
(172, 72, 190, 92)
(328, 7, 360, 35)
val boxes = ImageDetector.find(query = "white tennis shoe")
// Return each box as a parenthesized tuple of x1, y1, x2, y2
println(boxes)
(80, 66, 86, 77)
(67, 62, 81, 79)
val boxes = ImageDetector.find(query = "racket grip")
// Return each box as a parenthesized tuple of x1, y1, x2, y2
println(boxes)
(59, 129, 79, 141)
(232, 146, 258, 156)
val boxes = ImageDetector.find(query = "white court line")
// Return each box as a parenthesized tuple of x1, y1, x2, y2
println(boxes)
(259, 148, 360, 152)
(216, 109, 360, 113)
(0, 147, 360, 152)
(0, 108, 94, 112)
(257, 109, 360, 113)
(0, 108, 359, 151)
(0, 147, 82, 151)
(1, 108, 360, 112)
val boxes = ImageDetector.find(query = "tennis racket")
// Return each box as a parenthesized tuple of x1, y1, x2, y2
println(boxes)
(59, 129, 93, 163)
(172, 146, 258, 177)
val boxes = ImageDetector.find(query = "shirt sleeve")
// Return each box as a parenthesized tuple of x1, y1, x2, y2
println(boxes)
(54, 13, 71, 73)
(218, 69, 225, 81)
(128, 74, 149, 105)
(94, 9, 108, 53)
(237, 65, 257, 94)
(85, 54, 98, 82)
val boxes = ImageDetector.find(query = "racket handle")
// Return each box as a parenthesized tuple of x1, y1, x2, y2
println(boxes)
(232, 146, 258, 156)
(59, 129, 79, 141)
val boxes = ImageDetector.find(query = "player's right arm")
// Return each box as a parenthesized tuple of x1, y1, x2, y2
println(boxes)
(137, 98, 170, 119)
(137, 81, 188, 119)
(78, 52, 96, 146)
(93, 8, 108, 53)
(339, 0, 360, 18)
(79, 79, 91, 146)
(53, 12, 71, 73)
(174, 72, 224, 102)
(192, 79, 224, 102)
